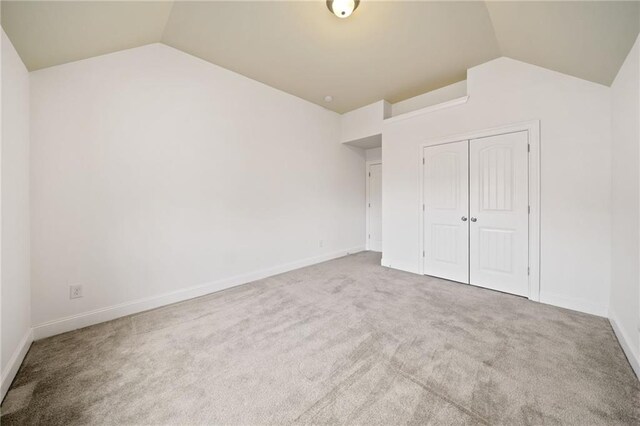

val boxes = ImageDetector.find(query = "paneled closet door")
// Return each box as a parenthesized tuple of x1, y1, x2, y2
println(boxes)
(423, 141, 469, 284)
(469, 131, 529, 297)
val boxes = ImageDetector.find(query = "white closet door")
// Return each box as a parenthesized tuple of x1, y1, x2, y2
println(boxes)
(469, 131, 528, 296)
(423, 141, 469, 283)
(368, 163, 382, 252)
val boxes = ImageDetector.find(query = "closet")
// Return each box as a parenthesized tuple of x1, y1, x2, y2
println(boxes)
(422, 131, 529, 297)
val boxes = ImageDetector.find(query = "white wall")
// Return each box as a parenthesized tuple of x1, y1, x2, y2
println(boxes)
(391, 80, 467, 117)
(30, 44, 365, 336)
(383, 57, 612, 316)
(1, 30, 31, 398)
(610, 34, 640, 377)
(340, 100, 390, 144)
(365, 147, 382, 162)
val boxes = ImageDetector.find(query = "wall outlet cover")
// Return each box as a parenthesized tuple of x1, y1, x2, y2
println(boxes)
(70, 285, 83, 299)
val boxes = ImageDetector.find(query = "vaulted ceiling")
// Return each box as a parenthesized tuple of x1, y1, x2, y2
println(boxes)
(2, 1, 639, 113)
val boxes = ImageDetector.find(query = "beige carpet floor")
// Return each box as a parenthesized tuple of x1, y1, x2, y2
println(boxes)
(2, 251, 639, 425)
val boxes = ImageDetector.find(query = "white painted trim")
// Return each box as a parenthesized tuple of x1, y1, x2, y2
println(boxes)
(539, 291, 607, 317)
(418, 120, 541, 302)
(609, 312, 640, 379)
(32, 246, 365, 340)
(1, 328, 33, 401)
(384, 96, 469, 124)
(366, 160, 382, 251)
(381, 257, 420, 275)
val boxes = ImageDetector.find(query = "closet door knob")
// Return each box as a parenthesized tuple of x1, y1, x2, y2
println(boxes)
(461, 216, 468, 222)
(470, 217, 477, 222)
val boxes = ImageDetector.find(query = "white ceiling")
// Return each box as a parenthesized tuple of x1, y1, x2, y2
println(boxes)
(2, 1, 639, 113)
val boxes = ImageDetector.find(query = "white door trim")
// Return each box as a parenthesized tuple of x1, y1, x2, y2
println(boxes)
(418, 120, 541, 301)
(366, 161, 382, 251)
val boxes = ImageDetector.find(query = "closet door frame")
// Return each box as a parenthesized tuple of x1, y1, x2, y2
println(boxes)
(366, 160, 383, 252)
(419, 120, 540, 301)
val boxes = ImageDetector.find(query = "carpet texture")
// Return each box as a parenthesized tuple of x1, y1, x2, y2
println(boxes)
(2, 251, 639, 425)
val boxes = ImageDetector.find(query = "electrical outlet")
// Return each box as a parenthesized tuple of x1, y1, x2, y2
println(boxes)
(70, 285, 83, 299)
(319, 239, 324, 248)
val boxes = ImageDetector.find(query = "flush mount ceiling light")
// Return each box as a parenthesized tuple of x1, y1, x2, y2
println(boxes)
(326, 0, 360, 19)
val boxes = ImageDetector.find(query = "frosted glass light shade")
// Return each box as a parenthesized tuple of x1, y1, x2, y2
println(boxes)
(327, 0, 360, 19)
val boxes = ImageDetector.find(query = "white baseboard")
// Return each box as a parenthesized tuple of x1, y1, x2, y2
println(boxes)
(539, 291, 607, 317)
(33, 246, 365, 340)
(1, 328, 33, 401)
(380, 258, 420, 275)
(609, 311, 640, 380)
(380, 261, 608, 318)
